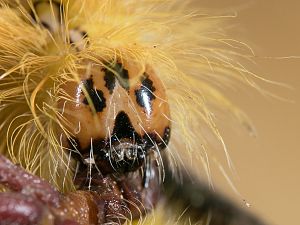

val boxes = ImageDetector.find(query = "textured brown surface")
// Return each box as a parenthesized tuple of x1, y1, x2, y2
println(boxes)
(195, 1, 300, 225)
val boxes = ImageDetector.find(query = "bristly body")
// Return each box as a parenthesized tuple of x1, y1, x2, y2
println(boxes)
(0, 0, 265, 224)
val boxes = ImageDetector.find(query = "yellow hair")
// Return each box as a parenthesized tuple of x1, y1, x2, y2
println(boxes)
(0, 0, 261, 224)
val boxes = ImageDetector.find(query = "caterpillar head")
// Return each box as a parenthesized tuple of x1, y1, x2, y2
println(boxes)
(59, 60, 171, 174)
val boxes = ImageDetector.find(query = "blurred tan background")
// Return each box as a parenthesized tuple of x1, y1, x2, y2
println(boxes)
(195, 1, 300, 225)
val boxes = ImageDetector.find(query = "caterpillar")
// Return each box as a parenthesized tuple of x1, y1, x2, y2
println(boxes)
(0, 0, 268, 224)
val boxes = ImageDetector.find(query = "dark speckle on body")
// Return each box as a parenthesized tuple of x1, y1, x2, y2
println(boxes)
(40, 21, 51, 30)
(80, 31, 88, 38)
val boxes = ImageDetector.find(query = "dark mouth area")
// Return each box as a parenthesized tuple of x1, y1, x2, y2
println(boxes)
(109, 142, 144, 162)
(103, 140, 149, 173)
(71, 131, 169, 174)
(80, 139, 149, 174)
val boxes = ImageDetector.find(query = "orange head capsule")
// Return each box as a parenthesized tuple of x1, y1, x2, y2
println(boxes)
(60, 60, 171, 174)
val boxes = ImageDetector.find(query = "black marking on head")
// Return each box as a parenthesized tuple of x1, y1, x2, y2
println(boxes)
(104, 62, 130, 92)
(104, 69, 116, 94)
(112, 111, 136, 140)
(82, 77, 106, 112)
(135, 74, 156, 113)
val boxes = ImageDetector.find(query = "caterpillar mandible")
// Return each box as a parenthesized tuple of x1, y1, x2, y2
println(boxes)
(0, 0, 268, 224)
